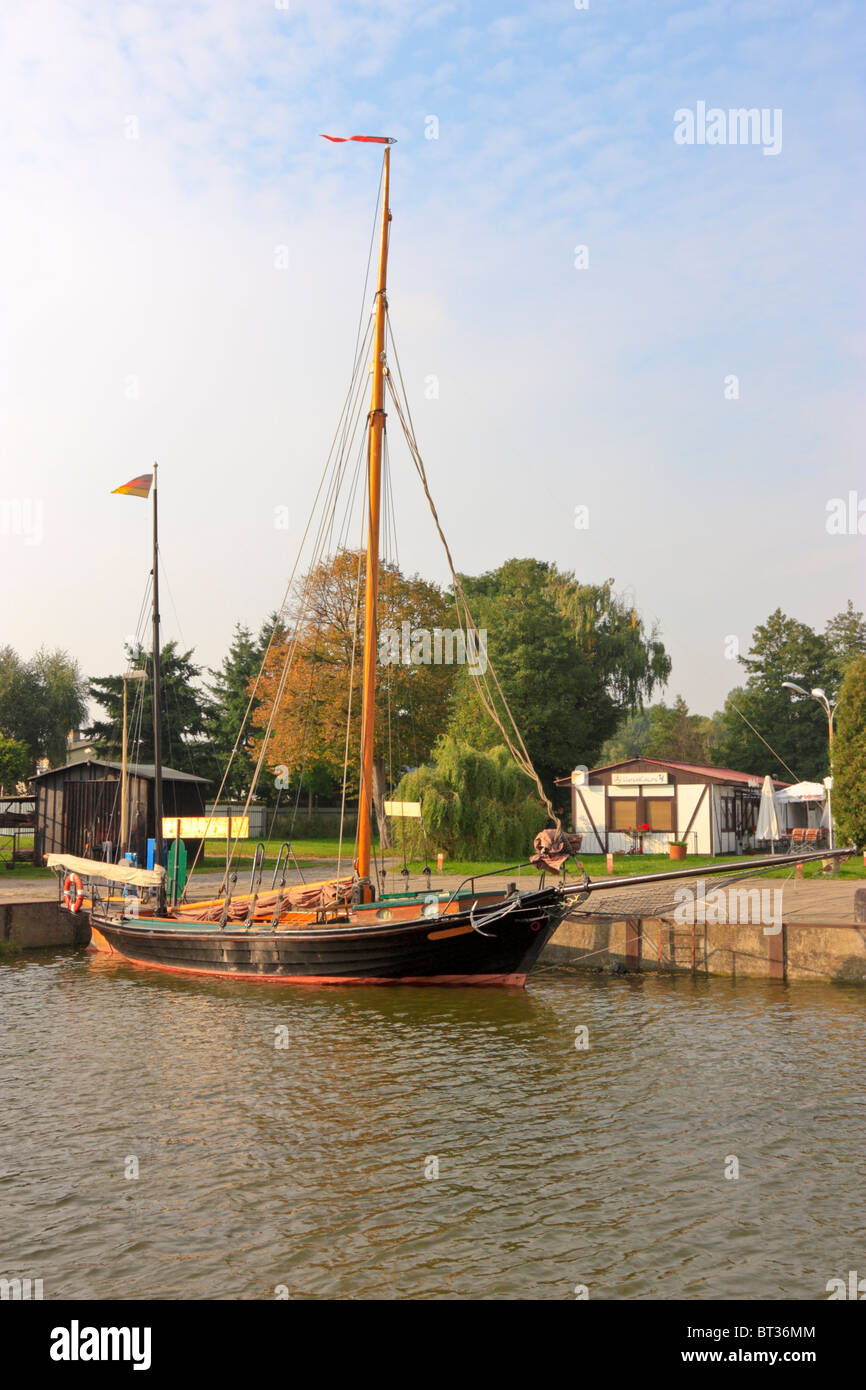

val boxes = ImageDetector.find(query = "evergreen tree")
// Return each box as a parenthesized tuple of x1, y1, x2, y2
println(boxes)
(832, 655, 866, 848)
(644, 696, 716, 763)
(825, 601, 866, 688)
(88, 642, 214, 777)
(205, 623, 268, 799)
(714, 611, 832, 781)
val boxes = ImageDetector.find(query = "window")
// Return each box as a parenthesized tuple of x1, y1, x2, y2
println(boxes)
(646, 798, 673, 831)
(610, 798, 637, 830)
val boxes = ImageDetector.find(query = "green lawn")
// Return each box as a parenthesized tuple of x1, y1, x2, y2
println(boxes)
(201, 844, 864, 882)
(5, 839, 862, 885)
(197, 837, 370, 872)
(399, 852, 865, 882)
(0, 863, 53, 880)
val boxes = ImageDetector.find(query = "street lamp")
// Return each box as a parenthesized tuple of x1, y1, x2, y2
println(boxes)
(781, 681, 839, 848)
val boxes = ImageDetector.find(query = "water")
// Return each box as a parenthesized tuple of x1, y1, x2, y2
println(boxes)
(2, 948, 864, 1300)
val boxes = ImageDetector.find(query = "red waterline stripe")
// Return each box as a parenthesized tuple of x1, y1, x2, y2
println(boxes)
(89, 953, 527, 987)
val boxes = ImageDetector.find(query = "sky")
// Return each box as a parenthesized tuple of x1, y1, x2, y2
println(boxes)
(1, 0, 864, 724)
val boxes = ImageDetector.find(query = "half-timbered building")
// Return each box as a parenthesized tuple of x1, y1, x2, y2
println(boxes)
(555, 758, 789, 855)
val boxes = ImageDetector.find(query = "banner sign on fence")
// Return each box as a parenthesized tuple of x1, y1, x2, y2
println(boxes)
(162, 816, 249, 840)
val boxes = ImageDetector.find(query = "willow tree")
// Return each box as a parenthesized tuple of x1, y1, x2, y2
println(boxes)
(391, 737, 544, 861)
(253, 549, 456, 842)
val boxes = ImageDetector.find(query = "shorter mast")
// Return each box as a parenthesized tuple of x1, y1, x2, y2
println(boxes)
(151, 462, 164, 890)
(120, 668, 146, 860)
(356, 148, 391, 891)
(120, 677, 129, 858)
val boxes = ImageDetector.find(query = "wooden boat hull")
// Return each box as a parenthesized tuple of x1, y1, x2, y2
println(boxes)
(88, 922, 112, 954)
(87, 887, 567, 986)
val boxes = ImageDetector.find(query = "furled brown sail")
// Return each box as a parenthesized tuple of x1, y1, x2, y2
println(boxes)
(530, 828, 583, 873)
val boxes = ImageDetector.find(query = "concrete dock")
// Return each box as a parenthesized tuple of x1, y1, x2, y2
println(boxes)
(2, 871, 864, 983)
(546, 879, 866, 983)
(1, 896, 90, 949)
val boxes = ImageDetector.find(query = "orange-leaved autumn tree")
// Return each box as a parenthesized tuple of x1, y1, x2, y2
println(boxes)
(253, 549, 458, 843)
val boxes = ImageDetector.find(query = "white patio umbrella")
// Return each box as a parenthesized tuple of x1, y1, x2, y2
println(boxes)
(775, 781, 826, 803)
(755, 774, 783, 851)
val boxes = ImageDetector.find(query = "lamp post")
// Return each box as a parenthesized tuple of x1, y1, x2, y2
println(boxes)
(781, 681, 839, 849)
(120, 669, 148, 859)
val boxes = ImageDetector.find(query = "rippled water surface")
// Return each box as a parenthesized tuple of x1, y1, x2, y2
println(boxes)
(2, 949, 864, 1300)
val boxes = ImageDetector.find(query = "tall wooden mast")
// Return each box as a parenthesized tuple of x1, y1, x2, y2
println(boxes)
(151, 461, 164, 893)
(356, 148, 391, 887)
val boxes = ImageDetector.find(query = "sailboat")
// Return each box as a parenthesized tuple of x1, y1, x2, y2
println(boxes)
(56, 140, 852, 984)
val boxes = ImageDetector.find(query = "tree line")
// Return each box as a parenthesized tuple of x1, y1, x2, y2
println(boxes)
(599, 602, 865, 784)
(1, 559, 863, 848)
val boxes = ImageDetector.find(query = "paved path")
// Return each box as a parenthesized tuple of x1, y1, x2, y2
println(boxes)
(762, 878, 862, 924)
(2, 866, 861, 924)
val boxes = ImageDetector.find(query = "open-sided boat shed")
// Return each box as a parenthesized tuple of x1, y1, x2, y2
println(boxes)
(554, 757, 789, 855)
(31, 758, 208, 864)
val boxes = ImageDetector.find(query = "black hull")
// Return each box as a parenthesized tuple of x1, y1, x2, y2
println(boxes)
(88, 888, 567, 986)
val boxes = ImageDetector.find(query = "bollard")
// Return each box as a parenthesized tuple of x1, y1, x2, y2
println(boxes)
(606, 853, 614, 874)
(436, 851, 444, 873)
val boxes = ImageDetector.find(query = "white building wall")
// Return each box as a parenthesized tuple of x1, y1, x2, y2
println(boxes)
(572, 784, 606, 853)
(711, 784, 737, 854)
(676, 784, 713, 854)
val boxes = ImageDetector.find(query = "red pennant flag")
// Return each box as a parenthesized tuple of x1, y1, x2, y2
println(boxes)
(319, 134, 396, 145)
(112, 473, 152, 499)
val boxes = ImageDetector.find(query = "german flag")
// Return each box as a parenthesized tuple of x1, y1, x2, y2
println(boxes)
(112, 473, 152, 499)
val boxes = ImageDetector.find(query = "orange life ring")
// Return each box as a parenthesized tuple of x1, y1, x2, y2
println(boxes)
(63, 872, 85, 913)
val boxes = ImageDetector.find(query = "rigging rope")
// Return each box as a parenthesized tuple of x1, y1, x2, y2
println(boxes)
(337, 533, 365, 877)
(724, 697, 800, 782)
(385, 314, 560, 830)
(183, 314, 376, 896)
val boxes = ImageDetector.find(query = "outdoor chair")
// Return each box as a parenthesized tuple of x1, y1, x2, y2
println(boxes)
(804, 827, 827, 847)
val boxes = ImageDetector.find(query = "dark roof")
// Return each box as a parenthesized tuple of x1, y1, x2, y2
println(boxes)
(31, 758, 209, 784)
(555, 757, 788, 789)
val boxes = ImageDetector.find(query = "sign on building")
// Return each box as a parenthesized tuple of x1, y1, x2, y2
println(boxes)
(611, 772, 670, 785)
